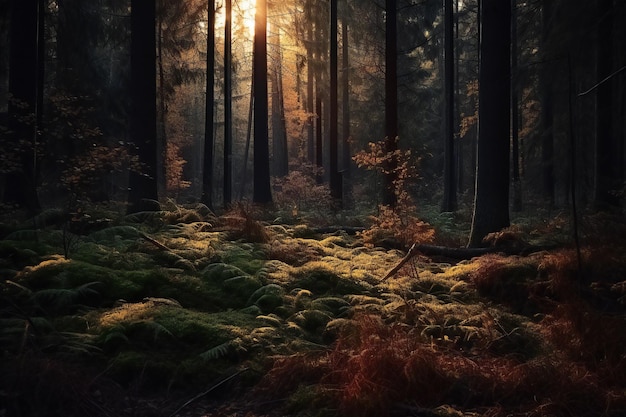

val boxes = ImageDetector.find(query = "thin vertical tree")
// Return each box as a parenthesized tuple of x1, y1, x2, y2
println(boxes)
(468, 0, 511, 247)
(306, 13, 315, 163)
(253, 0, 272, 203)
(511, 0, 522, 211)
(4, 0, 41, 215)
(442, 0, 457, 212)
(201, 0, 215, 209)
(540, 1, 554, 206)
(384, 0, 398, 208)
(223, 0, 232, 207)
(594, 0, 618, 209)
(271, 29, 288, 177)
(127, 0, 159, 214)
(329, 0, 342, 202)
(341, 3, 352, 203)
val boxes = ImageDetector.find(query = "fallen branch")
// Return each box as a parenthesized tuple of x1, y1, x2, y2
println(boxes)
(381, 243, 551, 281)
(381, 243, 419, 282)
(138, 231, 173, 252)
(169, 368, 249, 417)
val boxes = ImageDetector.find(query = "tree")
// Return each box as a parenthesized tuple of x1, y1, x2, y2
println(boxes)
(383, 0, 398, 208)
(594, 0, 619, 209)
(127, 0, 159, 214)
(201, 0, 216, 209)
(270, 29, 288, 177)
(468, 0, 511, 247)
(329, 0, 342, 202)
(4, 0, 42, 215)
(441, 0, 457, 212)
(253, 0, 272, 204)
(539, 0, 554, 206)
(511, 0, 522, 212)
(223, 0, 232, 207)
(341, 3, 352, 204)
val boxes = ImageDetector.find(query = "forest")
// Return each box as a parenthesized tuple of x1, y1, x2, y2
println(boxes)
(1, 0, 625, 416)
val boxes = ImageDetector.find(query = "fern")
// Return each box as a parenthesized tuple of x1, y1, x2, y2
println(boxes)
(203, 262, 249, 281)
(247, 284, 284, 306)
(256, 314, 284, 327)
(31, 281, 100, 315)
(199, 339, 237, 361)
(88, 225, 140, 241)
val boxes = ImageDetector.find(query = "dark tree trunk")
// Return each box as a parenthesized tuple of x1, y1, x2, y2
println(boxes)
(468, 0, 511, 247)
(127, 0, 159, 214)
(594, 0, 619, 209)
(442, 0, 457, 212)
(306, 22, 315, 163)
(271, 30, 288, 177)
(4, 0, 41, 215)
(384, 0, 398, 208)
(253, 0, 272, 204)
(329, 0, 342, 203)
(315, 80, 323, 184)
(511, 0, 522, 212)
(157, 15, 167, 196)
(224, 0, 232, 207)
(201, 0, 215, 209)
(341, 10, 352, 204)
(540, 1, 554, 206)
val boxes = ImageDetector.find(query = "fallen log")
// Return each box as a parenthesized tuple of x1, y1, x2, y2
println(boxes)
(381, 243, 549, 281)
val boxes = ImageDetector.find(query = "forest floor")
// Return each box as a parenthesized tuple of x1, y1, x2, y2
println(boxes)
(1, 203, 625, 417)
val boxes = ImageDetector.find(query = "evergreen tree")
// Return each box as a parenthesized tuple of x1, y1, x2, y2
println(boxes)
(253, 0, 272, 203)
(468, 0, 511, 247)
(201, 0, 216, 209)
(127, 0, 159, 214)
(4, 0, 41, 215)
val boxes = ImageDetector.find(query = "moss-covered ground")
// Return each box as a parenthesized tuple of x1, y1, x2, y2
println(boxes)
(1, 205, 625, 417)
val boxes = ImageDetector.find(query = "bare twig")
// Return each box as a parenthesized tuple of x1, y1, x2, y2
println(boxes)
(577, 65, 626, 97)
(138, 231, 172, 252)
(381, 243, 419, 282)
(168, 368, 249, 417)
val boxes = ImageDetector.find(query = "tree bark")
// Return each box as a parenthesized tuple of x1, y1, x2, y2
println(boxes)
(594, 0, 619, 209)
(468, 0, 511, 247)
(4, 0, 41, 215)
(224, 0, 233, 208)
(127, 0, 159, 214)
(329, 0, 342, 203)
(511, 0, 522, 212)
(384, 0, 399, 208)
(253, 0, 272, 204)
(201, 0, 216, 210)
(442, 0, 457, 212)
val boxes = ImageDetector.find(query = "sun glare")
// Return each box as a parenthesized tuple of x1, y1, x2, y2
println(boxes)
(216, 0, 257, 38)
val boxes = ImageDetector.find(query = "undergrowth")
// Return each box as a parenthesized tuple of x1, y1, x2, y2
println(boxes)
(1, 204, 625, 417)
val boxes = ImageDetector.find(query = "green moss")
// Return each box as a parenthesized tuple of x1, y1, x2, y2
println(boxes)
(290, 266, 340, 295)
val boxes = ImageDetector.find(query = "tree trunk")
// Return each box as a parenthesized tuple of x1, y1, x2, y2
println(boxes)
(341, 9, 352, 205)
(4, 0, 41, 215)
(271, 30, 288, 177)
(157, 14, 167, 196)
(384, 0, 399, 208)
(540, 1, 554, 206)
(511, 0, 522, 212)
(306, 22, 315, 163)
(468, 0, 511, 247)
(329, 0, 342, 203)
(253, 0, 272, 204)
(442, 0, 457, 212)
(201, 0, 215, 210)
(223, 0, 233, 208)
(315, 78, 323, 184)
(594, 0, 619, 209)
(127, 0, 159, 214)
